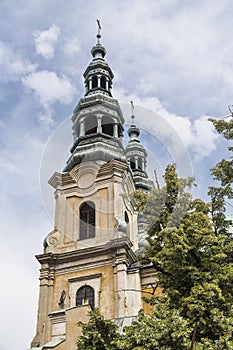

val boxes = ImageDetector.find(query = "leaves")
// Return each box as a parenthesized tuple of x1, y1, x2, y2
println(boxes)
(208, 116, 233, 235)
(77, 308, 119, 350)
(139, 163, 233, 345)
(115, 304, 191, 350)
(208, 117, 233, 141)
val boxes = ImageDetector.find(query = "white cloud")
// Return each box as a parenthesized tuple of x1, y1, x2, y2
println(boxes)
(105, 1, 233, 118)
(0, 135, 45, 196)
(114, 88, 219, 161)
(191, 116, 219, 160)
(33, 24, 60, 59)
(22, 70, 76, 106)
(22, 70, 76, 125)
(152, 107, 219, 161)
(0, 41, 36, 82)
(0, 153, 20, 175)
(37, 107, 55, 126)
(63, 37, 81, 56)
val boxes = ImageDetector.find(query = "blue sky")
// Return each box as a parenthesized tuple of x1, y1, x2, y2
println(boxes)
(0, 1, 232, 349)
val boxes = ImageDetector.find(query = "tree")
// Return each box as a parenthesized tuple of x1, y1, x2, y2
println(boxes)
(208, 113, 233, 235)
(77, 308, 119, 350)
(138, 164, 233, 347)
(114, 301, 191, 350)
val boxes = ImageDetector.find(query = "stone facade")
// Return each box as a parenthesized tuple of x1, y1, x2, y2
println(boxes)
(29, 31, 158, 350)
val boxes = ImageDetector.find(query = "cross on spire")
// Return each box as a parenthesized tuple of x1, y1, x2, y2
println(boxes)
(130, 101, 135, 124)
(96, 19, 102, 43)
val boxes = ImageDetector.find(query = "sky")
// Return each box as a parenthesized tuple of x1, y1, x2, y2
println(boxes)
(0, 1, 232, 349)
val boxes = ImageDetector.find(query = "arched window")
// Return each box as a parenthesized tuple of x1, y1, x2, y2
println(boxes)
(102, 116, 114, 136)
(124, 211, 129, 235)
(85, 116, 97, 135)
(124, 211, 129, 224)
(80, 201, 95, 240)
(76, 285, 95, 310)
(130, 158, 136, 170)
(100, 76, 106, 89)
(118, 124, 123, 137)
(138, 157, 142, 170)
(92, 75, 98, 89)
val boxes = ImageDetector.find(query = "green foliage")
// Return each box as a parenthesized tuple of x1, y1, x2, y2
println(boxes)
(77, 308, 119, 350)
(114, 302, 192, 350)
(139, 164, 194, 264)
(209, 116, 233, 140)
(130, 189, 148, 212)
(139, 163, 233, 346)
(208, 116, 233, 235)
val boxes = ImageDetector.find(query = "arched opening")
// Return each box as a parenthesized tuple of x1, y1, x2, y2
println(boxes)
(92, 75, 98, 89)
(124, 211, 130, 236)
(85, 116, 97, 135)
(130, 158, 136, 170)
(118, 124, 123, 137)
(138, 157, 143, 170)
(102, 116, 114, 136)
(80, 201, 95, 240)
(100, 76, 106, 89)
(76, 285, 95, 310)
(125, 211, 129, 224)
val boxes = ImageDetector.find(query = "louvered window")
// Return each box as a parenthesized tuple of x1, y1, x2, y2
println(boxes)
(80, 201, 95, 239)
(92, 75, 98, 89)
(100, 76, 106, 89)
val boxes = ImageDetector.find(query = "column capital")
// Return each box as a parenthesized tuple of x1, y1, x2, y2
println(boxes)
(96, 113, 103, 119)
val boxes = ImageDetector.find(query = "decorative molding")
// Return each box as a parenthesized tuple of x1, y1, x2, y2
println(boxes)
(69, 273, 102, 308)
(36, 237, 137, 276)
(69, 273, 101, 283)
(126, 150, 146, 157)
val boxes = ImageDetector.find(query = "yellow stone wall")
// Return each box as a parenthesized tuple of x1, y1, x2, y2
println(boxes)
(46, 161, 138, 255)
(31, 160, 145, 348)
(142, 286, 163, 315)
(66, 305, 90, 350)
(52, 265, 115, 319)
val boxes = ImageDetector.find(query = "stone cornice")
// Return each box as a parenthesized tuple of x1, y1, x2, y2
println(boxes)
(73, 94, 124, 123)
(68, 273, 101, 283)
(48, 172, 76, 189)
(49, 159, 134, 192)
(36, 237, 136, 271)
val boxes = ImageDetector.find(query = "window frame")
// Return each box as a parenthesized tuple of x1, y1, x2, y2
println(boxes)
(79, 201, 96, 240)
(76, 285, 95, 310)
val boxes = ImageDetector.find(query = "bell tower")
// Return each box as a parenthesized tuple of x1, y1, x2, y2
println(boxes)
(64, 25, 125, 172)
(125, 102, 154, 193)
(125, 104, 154, 251)
(30, 25, 148, 350)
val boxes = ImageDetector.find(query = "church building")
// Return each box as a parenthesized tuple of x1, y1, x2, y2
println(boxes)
(29, 27, 157, 350)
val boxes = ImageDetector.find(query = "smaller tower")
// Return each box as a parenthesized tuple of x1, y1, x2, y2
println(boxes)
(125, 103, 154, 251)
(125, 102, 154, 192)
